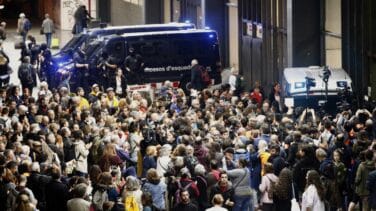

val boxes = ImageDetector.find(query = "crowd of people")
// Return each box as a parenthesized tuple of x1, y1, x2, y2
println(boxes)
(0, 10, 376, 211)
(1, 61, 376, 211)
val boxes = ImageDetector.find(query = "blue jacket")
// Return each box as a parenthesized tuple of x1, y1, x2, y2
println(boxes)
(143, 181, 167, 210)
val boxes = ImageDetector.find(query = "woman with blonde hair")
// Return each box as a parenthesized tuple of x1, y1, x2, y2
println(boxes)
(258, 139, 271, 176)
(14, 191, 37, 211)
(98, 143, 123, 172)
(122, 176, 143, 210)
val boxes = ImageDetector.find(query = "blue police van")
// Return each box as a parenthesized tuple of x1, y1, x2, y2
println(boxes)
(53, 23, 196, 67)
(56, 29, 221, 91)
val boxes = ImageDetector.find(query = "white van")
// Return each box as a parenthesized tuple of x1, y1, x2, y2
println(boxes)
(282, 66, 352, 108)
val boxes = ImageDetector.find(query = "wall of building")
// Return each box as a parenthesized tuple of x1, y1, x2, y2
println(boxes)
(60, 0, 97, 30)
(145, 0, 163, 24)
(205, 0, 228, 67)
(110, 0, 144, 26)
(325, 0, 341, 68)
(228, 0, 239, 70)
(342, 0, 376, 100)
(290, 0, 322, 67)
(239, 0, 288, 92)
(163, 0, 171, 23)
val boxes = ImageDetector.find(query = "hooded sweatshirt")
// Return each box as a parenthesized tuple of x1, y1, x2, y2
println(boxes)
(355, 160, 375, 196)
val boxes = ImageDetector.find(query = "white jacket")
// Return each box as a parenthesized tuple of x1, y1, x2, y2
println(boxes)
(259, 173, 279, 204)
(74, 140, 89, 173)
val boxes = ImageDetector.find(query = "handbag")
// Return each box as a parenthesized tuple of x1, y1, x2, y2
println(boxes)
(40, 28, 44, 35)
(65, 159, 77, 175)
(291, 183, 300, 211)
(65, 152, 81, 175)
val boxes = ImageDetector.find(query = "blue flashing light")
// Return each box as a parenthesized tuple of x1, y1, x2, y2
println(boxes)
(337, 81, 347, 88)
(209, 34, 214, 38)
(185, 20, 191, 24)
(204, 26, 211, 30)
(58, 63, 63, 67)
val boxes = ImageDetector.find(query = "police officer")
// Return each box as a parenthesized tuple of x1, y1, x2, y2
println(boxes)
(96, 51, 109, 90)
(72, 49, 89, 93)
(39, 45, 54, 86)
(124, 47, 143, 84)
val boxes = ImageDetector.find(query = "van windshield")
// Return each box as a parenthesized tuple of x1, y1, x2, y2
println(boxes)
(83, 41, 102, 57)
(61, 34, 85, 52)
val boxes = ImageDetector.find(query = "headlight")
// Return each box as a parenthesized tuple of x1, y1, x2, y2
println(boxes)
(337, 81, 347, 87)
(294, 82, 305, 89)
(57, 63, 75, 74)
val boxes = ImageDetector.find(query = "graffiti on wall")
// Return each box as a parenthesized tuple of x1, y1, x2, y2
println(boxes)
(61, 0, 86, 30)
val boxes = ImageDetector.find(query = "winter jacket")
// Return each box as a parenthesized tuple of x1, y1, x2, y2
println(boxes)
(142, 180, 167, 210)
(355, 160, 375, 196)
(367, 169, 376, 209)
(227, 168, 252, 196)
(73, 140, 90, 173)
(259, 173, 279, 204)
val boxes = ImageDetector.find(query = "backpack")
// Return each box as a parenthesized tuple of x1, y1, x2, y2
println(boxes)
(321, 176, 336, 205)
(174, 180, 193, 205)
(200, 66, 211, 86)
(235, 75, 242, 91)
(92, 188, 108, 211)
(184, 155, 198, 174)
(23, 19, 32, 31)
(125, 194, 140, 211)
(267, 176, 276, 200)
(18, 64, 33, 85)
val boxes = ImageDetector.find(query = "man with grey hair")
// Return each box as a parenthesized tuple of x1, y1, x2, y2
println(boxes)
(190, 59, 204, 91)
(17, 13, 31, 42)
(67, 183, 90, 211)
(41, 13, 55, 48)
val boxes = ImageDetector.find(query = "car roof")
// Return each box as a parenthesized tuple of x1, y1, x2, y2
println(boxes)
(87, 22, 196, 34)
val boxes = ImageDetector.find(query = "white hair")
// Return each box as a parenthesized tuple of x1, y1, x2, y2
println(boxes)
(194, 164, 206, 176)
(191, 59, 198, 66)
(31, 162, 40, 172)
(258, 139, 268, 152)
(159, 144, 172, 157)
(22, 145, 30, 156)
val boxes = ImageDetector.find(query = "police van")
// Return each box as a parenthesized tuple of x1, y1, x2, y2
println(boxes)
(57, 29, 221, 91)
(283, 66, 352, 110)
(53, 23, 196, 67)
